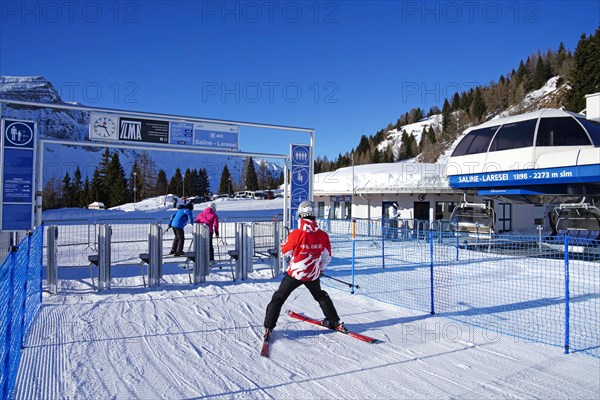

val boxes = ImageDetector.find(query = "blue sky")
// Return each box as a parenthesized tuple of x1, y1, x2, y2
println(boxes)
(1, 1, 599, 159)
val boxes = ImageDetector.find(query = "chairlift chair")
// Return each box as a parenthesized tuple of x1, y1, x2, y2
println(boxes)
(548, 200, 600, 240)
(450, 194, 496, 237)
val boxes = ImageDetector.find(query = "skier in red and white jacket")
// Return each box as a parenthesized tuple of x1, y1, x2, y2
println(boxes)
(263, 200, 346, 340)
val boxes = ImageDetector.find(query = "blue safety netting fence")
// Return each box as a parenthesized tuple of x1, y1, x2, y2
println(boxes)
(320, 218, 599, 358)
(0, 227, 44, 399)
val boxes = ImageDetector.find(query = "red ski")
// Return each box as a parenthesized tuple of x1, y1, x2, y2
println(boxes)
(260, 339, 270, 357)
(260, 330, 272, 357)
(286, 310, 380, 344)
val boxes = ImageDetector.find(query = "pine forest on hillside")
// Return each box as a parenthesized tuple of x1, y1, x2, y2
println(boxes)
(42, 150, 284, 210)
(315, 27, 600, 172)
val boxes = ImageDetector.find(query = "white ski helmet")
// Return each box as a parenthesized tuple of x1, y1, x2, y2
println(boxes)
(298, 200, 316, 219)
(209, 202, 217, 211)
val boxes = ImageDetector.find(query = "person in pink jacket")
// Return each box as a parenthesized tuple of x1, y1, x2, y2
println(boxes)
(194, 202, 220, 261)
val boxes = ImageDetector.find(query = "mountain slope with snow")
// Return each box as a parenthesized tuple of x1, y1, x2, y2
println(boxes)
(377, 76, 570, 164)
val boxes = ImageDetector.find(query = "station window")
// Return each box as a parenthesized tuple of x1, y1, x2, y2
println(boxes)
(576, 117, 600, 146)
(489, 119, 537, 152)
(451, 126, 499, 156)
(333, 201, 341, 219)
(317, 202, 325, 218)
(536, 117, 591, 146)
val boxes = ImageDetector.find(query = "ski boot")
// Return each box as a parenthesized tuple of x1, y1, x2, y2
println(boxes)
(263, 328, 272, 341)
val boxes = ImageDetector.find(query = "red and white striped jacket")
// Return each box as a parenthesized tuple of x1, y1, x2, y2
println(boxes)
(282, 218, 332, 281)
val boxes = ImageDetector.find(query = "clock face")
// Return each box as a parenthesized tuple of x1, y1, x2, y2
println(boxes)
(93, 116, 117, 137)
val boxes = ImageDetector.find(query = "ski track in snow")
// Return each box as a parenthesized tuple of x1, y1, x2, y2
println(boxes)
(12, 261, 600, 399)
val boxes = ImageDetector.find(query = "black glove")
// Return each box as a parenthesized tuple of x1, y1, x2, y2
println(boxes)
(215, 230, 219, 237)
(167, 224, 171, 229)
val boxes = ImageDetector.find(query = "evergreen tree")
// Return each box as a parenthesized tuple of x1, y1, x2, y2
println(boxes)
(470, 88, 487, 121)
(62, 172, 73, 207)
(451, 92, 461, 111)
(155, 170, 168, 197)
(356, 135, 370, 156)
(82, 177, 92, 207)
(198, 168, 210, 196)
(218, 165, 233, 195)
(168, 168, 183, 196)
(90, 148, 111, 203)
(106, 151, 127, 207)
(532, 57, 550, 89)
(442, 99, 455, 141)
(566, 29, 600, 112)
(72, 167, 83, 207)
(370, 147, 381, 163)
(90, 168, 103, 202)
(183, 168, 194, 197)
(245, 157, 259, 191)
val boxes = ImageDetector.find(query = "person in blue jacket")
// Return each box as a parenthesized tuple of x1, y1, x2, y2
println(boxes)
(168, 202, 194, 256)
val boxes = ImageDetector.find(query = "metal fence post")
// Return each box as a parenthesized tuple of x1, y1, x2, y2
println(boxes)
(381, 218, 386, 269)
(234, 223, 249, 281)
(98, 224, 112, 291)
(564, 235, 570, 354)
(192, 223, 210, 284)
(430, 230, 435, 315)
(351, 219, 356, 294)
(245, 224, 253, 274)
(273, 221, 281, 277)
(47, 226, 58, 294)
(148, 224, 163, 287)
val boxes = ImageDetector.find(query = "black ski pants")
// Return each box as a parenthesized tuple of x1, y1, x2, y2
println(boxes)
(170, 227, 185, 254)
(264, 273, 340, 330)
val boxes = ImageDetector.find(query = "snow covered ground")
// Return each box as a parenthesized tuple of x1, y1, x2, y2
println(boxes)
(10, 198, 600, 399)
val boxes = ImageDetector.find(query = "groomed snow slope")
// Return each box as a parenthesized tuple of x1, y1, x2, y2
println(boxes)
(13, 263, 599, 399)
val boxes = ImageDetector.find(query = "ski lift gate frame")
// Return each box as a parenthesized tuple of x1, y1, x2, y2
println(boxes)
(0, 98, 315, 272)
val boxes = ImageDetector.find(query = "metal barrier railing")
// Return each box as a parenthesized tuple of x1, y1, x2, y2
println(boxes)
(42, 217, 283, 290)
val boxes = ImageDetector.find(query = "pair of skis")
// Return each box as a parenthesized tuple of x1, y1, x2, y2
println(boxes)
(260, 310, 379, 357)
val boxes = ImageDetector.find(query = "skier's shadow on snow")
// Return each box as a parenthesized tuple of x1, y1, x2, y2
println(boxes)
(282, 311, 431, 341)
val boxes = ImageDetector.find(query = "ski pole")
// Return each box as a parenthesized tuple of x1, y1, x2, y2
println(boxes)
(320, 273, 360, 289)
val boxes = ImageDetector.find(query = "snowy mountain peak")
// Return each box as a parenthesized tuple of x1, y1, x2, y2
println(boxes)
(0, 75, 62, 103)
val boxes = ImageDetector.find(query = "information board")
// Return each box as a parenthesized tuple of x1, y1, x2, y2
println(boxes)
(89, 112, 239, 150)
(1, 119, 36, 231)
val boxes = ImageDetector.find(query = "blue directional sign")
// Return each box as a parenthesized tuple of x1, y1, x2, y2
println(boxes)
(290, 144, 312, 225)
(1, 119, 37, 231)
(193, 122, 239, 149)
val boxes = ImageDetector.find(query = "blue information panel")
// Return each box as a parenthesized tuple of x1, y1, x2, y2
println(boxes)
(290, 144, 311, 225)
(448, 164, 600, 189)
(169, 121, 194, 145)
(194, 122, 239, 149)
(1, 119, 36, 231)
